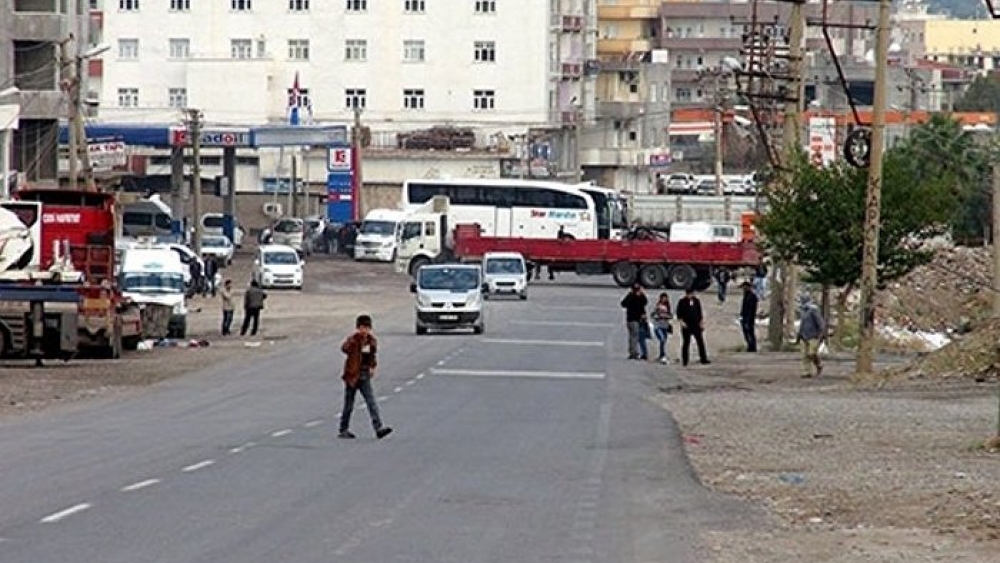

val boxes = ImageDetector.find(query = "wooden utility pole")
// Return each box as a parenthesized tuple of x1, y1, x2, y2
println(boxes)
(993, 160, 1000, 316)
(352, 106, 364, 221)
(60, 34, 96, 192)
(768, 1, 806, 350)
(855, 0, 892, 375)
(185, 108, 204, 255)
(713, 72, 725, 197)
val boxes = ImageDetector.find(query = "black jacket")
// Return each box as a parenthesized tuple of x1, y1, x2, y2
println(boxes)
(740, 291, 759, 321)
(620, 292, 648, 322)
(675, 295, 704, 329)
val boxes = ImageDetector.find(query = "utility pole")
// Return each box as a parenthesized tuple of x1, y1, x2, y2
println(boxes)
(713, 72, 725, 197)
(290, 152, 299, 218)
(573, 104, 583, 183)
(185, 108, 204, 256)
(60, 34, 96, 192)
(993, 160, 1000, 316)
(352, 106, 364, 221)
(855, 0, 892, 375)
(767, 1, 806, 350)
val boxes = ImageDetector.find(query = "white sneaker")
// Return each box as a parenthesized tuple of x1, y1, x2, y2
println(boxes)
(659, 357, 668, 364)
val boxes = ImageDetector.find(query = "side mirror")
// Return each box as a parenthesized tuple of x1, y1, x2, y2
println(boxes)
(481, 283, 489, 293)
(409, 282, 417, 293)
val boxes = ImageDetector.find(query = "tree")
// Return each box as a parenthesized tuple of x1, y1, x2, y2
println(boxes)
(954, 75, 1000, 113)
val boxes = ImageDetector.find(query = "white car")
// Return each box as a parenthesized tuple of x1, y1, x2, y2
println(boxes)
(200, 234, 234, 266)
(411, 264, 485, 334)
(482, 252, 528, 300)
(253, 244, 304, 290)
(201, 213, 246, 248)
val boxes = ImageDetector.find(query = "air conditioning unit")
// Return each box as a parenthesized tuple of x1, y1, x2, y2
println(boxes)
(262, 202, 283, 218)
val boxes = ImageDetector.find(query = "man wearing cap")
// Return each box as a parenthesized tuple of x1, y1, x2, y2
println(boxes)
(739, 280, 758, 352)
(796, 294, 826, 378)
(620, 283, 649, 360)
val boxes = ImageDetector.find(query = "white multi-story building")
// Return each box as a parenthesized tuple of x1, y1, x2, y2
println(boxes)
(94, 0, 554, 133)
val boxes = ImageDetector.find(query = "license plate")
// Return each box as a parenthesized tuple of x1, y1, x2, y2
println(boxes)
(439, 314, 458, 321)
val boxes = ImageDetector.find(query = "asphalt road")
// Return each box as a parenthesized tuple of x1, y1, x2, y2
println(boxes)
(0, 280, 759, 563)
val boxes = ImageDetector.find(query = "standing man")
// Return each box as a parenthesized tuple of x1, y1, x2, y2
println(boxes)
(338, 314, 393, 440)
(188, 258, 203, 298)
(240, 280, 267, 337)
(714, 268, 731, 303)
(203, 255, 219, 297)
(739, 281, 758, 353)
(796, 294, 826, 378)
(219, 279, 235, 336)
(753, 262, 768, 299)
(620, 283, 648, 360)
(676, 287, 710, 366)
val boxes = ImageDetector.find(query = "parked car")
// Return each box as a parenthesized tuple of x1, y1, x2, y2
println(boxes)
(665, 173, 696, 194)
(253, 244, 304, 290)
(200, 234, 235, 266)
(200, 213, 246, 248)
(270, 217, 313, 256)
(695, 178, 717, 195)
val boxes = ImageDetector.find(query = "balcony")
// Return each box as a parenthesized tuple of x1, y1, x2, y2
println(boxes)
(659, 37, 743, 51)
(10, 12, 68, 41)
(559, 14, 584, 32)
(597, 4, 659, 20)
(561, 62, 583, 79)
(598, 101, 645, 120)
(597, 38, 653, 55)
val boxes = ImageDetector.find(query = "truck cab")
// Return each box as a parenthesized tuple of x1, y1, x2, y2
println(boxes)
(395, 196, 451, 277)
(409, 263, 485, 335)
(118, 245, 188, 338)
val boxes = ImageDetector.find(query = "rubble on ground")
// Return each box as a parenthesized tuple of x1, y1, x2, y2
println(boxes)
(893, 317, 1000, 381)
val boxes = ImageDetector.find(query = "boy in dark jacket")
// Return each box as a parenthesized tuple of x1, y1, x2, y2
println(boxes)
(676, 287, 710, 366)
(339, 314, 393, 440)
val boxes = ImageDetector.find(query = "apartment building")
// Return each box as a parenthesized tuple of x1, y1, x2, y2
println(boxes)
(93, 0, 556, 136)
(1, 0, 91, 184)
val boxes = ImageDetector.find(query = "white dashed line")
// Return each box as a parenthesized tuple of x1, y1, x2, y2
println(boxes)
(182, 460, 216, 473)
(40, 503, 91, 524)
(436, 360, 446, 366)
(405, 380, 416, 386)
(121, 479, 160, 492)
(481, 338, 604, 347)
(304, 419, 325, 427)
(431, 368, 606, 380)
(416, 372, 426, 380)
(393, 386, 403, 393)
(378, 396, 388, 401)
(270, 429, 293, 437)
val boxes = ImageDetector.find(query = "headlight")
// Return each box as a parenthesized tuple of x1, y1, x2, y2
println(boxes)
(172, 302, 185, 315)
(417, 295, 432, 307)
(466, 293, 479, 306)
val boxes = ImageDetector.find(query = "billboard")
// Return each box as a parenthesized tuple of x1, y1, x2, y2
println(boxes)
(806, 117, 837, 167)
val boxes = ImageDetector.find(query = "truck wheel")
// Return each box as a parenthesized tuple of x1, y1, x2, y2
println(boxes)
(667, 264, 696, 290)
(611, 262, 638, 287)
(692, 270, 713, 292)
(408, 256, 431, 277)
(638, 264, 667, 289)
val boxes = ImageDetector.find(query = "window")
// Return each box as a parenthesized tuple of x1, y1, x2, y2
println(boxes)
(473, 40, 496, 63)
(118, 39, 139, 60)
(345, 39, 367, 61)
(168, 38, 190, 59)
(474, 0, 495, 13)
(119, 0, 139, 10)
(406, 183, 588, 209)
(345, 88, 367, 110)
(287, 88, 311, 109)
(403, 40, 425, 62)
(346, 0, 367, 11)
(231, 0, 252, 10)
(473, 89, 495, 111)
(231, 39, 253, 59)
(168, 88, 187, 109)
(675, 87, 692, 102)
(117, 87, 139, 107)
(288, 39, 310, 61)
(404, 0, 425, 12)
(289, 0, 309, 10)
(403, 88, 425, 110)
(170, 0, 190, 10)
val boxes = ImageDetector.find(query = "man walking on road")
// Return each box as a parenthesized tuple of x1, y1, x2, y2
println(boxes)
(714, 268, 731, 303)
(676, 287, 710, 366)
(797, 294, 826, 378)
(338, 314, 393, 440)
(620, 283, 649, 360)
(240, 280, 267, 337)
(220, 279, 235, 336)
(739, 281, 758, 353)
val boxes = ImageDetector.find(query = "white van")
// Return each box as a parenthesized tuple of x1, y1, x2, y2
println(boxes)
(201, 213, 245, 248)
(410, 264, 485, 335)
(253, 244, 304, 290)
(668, 221, 741, 243)
(119, 246, 188, 338)
(354, 209, 406, 262)
(482, 252, 528, 300)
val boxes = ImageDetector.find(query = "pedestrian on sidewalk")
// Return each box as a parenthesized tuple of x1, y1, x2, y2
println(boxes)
(651, 292, 674, 364)
(240, 280, 267, 337)
(796, 294, 826, 378)
(714, 268, 731, 303)
(219, 279, 234, 336)
(676, 287, 710, 366)
(620, 283, 649, 360)
(338, 314, 393, 440)
(739, 281, 758, 352)
(753, 262, 768, 299)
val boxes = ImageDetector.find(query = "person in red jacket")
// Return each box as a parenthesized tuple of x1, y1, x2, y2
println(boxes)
(338, 314, 393, 440)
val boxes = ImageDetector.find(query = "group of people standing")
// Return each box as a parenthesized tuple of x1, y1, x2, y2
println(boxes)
(218, 279, 269, 337)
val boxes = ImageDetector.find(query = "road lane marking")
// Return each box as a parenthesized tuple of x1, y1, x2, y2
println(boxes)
(510, 320, 616, 328)
(536, 305, 612, 311)
(270, 429, 293, 437)
(393, 387, 403, 393)
(182, 460, 215, 472)
(481, 338, 604, 347)
(405, 380, 416, 386)
(229, 441, 258, 454)
(40, 503, 91, 523)
(416, 372, 426, 380)
(436, 360, 446, 365)
(431, 369, 605, 380)
(121, 479, 160, 492)
(378, 396, 388, 401)
(304, 419, 325, 427)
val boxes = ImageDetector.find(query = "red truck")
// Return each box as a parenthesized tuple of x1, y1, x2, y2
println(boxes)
(8, 189, 142, 358)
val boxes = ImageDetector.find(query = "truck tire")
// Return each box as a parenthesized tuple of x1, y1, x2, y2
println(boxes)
(692, 270, 713, 292)
(611, 262, 638, 287)
(667, 264, 696, 290)
(409, 256, 431, 277)
(638, 264, 667, 289)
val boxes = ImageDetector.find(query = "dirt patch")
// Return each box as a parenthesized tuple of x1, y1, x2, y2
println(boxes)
(0, 252, 412, 418)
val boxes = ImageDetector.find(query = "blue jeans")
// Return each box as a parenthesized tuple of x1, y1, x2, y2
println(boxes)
(221, 309, 234, 335)
(340, 372, 384, 433)
(754, 276, 767, 299)
(654, 326, 669, 359)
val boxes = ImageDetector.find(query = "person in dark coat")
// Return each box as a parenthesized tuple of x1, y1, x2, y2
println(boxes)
(338, 314, 393, 440)
(620, 283, 649, 360)
(675, 287, 710, 366)
(739, 281, 759, 353)
(203, 255, 219, 297)
(240, 280, 267, 337)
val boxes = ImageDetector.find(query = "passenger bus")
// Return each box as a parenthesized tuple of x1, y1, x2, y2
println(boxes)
(401, 178, 607, 240)
(573, 183, 628, 239)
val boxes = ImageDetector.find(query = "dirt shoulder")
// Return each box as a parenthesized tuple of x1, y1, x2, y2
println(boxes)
(652, 293, 1000, 562)
(0, 252, 413, 419)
